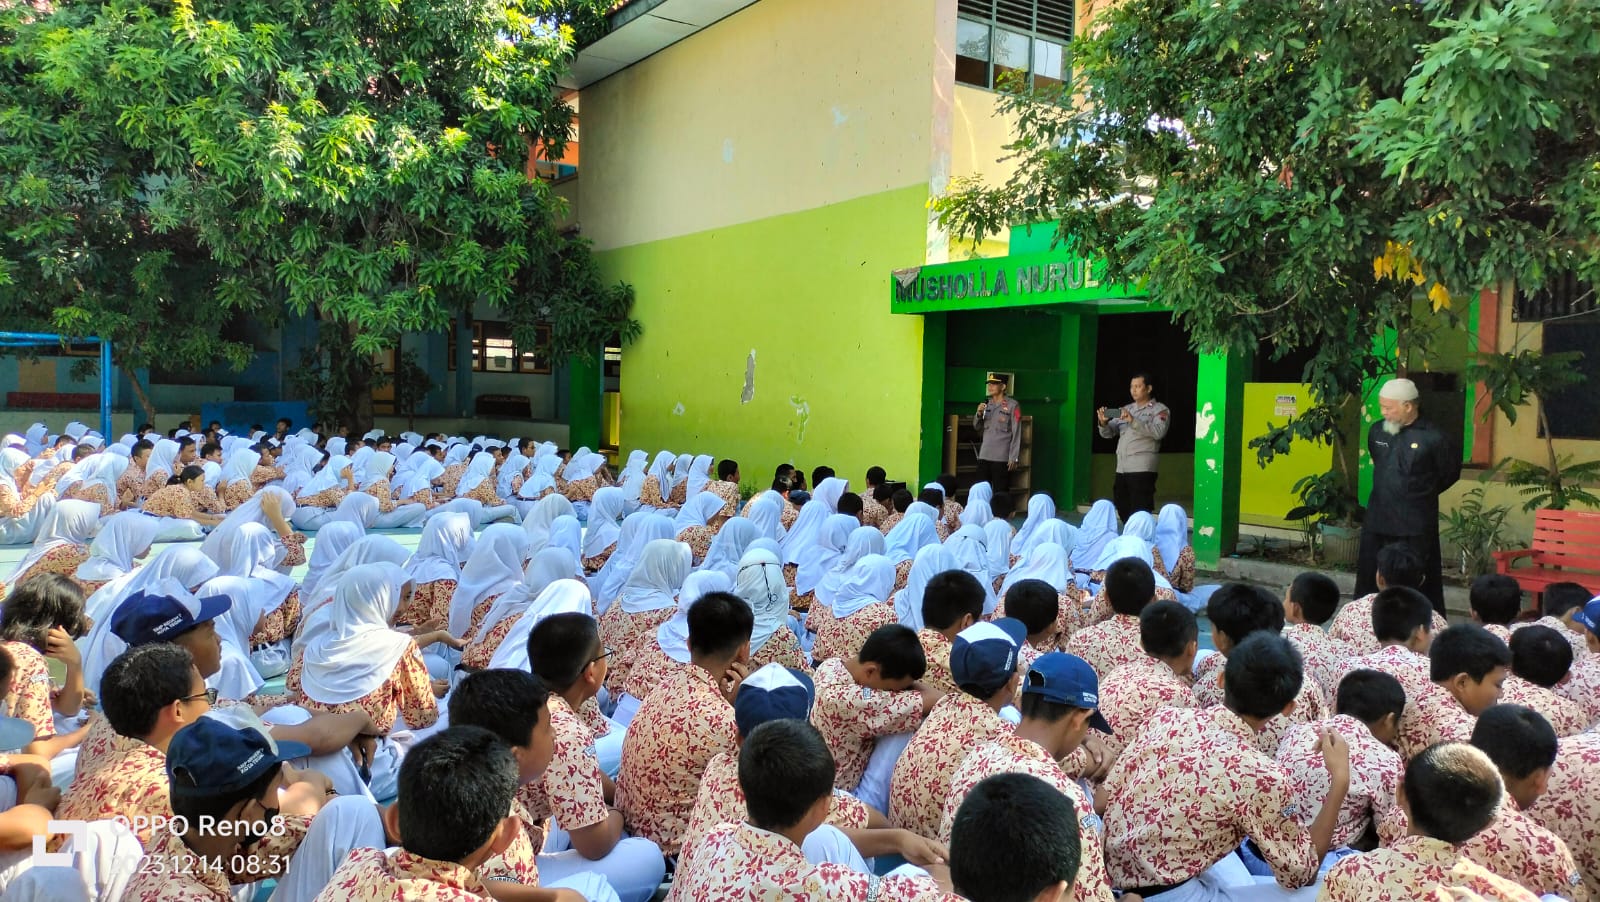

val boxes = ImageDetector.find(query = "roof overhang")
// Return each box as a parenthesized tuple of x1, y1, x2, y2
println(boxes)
(560, 0, 762, 89)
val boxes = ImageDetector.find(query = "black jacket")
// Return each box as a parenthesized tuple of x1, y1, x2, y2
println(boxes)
(1364, 417, 1461, 536)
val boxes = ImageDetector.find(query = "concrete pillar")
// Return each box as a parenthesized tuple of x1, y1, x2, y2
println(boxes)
(454, 311, 474, 417)
(567, 351, 603, 450)
(1193, 350, 1251, 568)
(917, 313, 948, 483)
(1056, 311, 1099, 508)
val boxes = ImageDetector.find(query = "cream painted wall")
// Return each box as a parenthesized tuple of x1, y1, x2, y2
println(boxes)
(580, 0, 944, 252)
(951, 85, 1022, 185)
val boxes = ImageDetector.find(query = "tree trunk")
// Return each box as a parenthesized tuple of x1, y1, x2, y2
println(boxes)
(1537, 401, 1562, 508)
(344, 322, 375, 437)
(124, 366, 157, 422)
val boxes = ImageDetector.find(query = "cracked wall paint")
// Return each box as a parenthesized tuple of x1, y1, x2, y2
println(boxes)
(1195, 402, 1216, 441)
(1198, 526, 1215, 537)
(789, 395, 810, 444)
(1205, 458, 1217, 472)
(672, 402, 685, 417)
(741, 350, 756, 404)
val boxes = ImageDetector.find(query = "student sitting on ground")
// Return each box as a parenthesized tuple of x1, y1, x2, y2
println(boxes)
(1001, 579, 1068, 669)
(1496, 626, 1590, 736)
(141, 465, 226, 528)
(809, 624, 941, 802)
(1319, 742, 1540, 902)
(1193, 583, 1329, 754)
(1467, 573, 1523, 643)
(1065, 558, 1155, 679)
(1411, 624, 1510, 760)
(1327, 543, 1447, 655)
(1278, 571, 1349, 696)
(0, 573, 92, 760)
(948, 772, 1089, 902)
(1097, 600, 1197, 761)
(1509, 581, 1594, 658)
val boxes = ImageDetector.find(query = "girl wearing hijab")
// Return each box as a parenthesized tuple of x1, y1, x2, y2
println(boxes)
(139, 438, 181, 499)
(485, 578, 595, 672)
(598, 538, 691, 700)
(1078, 535, 1177, 633)
(682, 455, 715, 502)
(1016, 516, 1076, 567)
(808, 526, 887, 642)
(434, 443, 472, 497)
(883, 507, 939, 590)
(61, 454, 128, 516)
(460, 547, 582, 671)
(398, 511, 474, 626)
(637, 450, 677, 512)
(0, 447, 57, 546)
(290, 454, 355, 530)
(1068, 499, 1121, 588)
(811, 554, 896, 663)
(296, 521, 364, 607)
(891, 545, 958, 632)
(513, 454, 562, 518)
(731, 543, 808, 670)
(81, 547, 220, 694)
(325, 490, 380, 530)
(395, 453, 446, 510)
(779, 477, 849, 565)
(697, 517, 758, 585)
(446, 523, 529, 641)
(615, 449, 650, 515)
(741, 493, 783, 543)
(994, 542, 1080, 643)
(6, 499, 100, 590)
(673, 491, 730, 564)
(213, 522, 302, 648)
(582, 487, 626, 574)
(494, 443, 530, 502)
(958, 481, 994, 528)
(74, 510, 161, 594)
(1088, 510, 1155, 588)
(792, 513, 860, 615)
(983, 519, 1014, 594)
(359, 451, 428, 528)
(455, 450, 503, 509)
(197, 576, 270, 702)
(218, 447, 262, 510)
(1151, 503, 1196, 593)
(524, 493, 576, 551)
(591, 512, 677, 614)
(620, 569, 731, 708)
(944, 524, 997, 616)
(559, 451, 607, 506)
(665, 453, 693, 506)
(250, 444, 287, 490)
(1011, 494, 1057, 561)
(544, 515, 584, 567)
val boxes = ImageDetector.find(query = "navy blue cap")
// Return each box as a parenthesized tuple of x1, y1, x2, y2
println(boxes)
(733, 664, 815, 738)
(167, 718, 311, 799)
(951, 618, 1027, 697)
(109, 582, 231, 647)
(1574, 597, 1600, 636)
(1023, 652, 1114, 735)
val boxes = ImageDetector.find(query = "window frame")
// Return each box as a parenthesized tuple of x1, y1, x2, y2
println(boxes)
(955, 0, 1074, 92)
(447, 320, 553, 375)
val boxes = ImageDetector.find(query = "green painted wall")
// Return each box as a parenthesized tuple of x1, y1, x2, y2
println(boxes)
(596, 185, 930, 483)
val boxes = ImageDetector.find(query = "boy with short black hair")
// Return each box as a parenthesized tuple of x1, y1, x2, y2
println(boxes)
(1192, 583, 1329, 753)
(938, 652, 1115, 902)
(811, 624, 941, 796)
(861, 467, 889, 528)
(1098, 600, 1197, 759)
(1512, 580, 1594, 658)
(1468, 573, 1523, 641)
(1461, 705, 1584, 900)
(1320, 743, 1540, 902)
(1281, 572, 1349, 695)
(1003, 578, 1067, 668)
(1276, 669, 1407, 852)
(1065, 557, 1155, 679)
(836, 492, 865, 524)
(1329, 543, 1446, 654)
(616, 592, 752, 856)
(916, 570, 987, 695)
(1104, 634, 1350, 896)
(670, 720, 946, 900)
(949, 773, 1083, 902)
(888, 620, 1025, 840)
(1399, 623, 1511, 760)
(1497, 626, 1589, 736)
(869, 483, 896, 531)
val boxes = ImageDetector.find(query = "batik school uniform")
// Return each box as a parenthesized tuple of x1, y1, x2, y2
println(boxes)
(938, 732, 1115, 902)
(1064, 613, 1148, 680)
(1556, 653, 1600, 726)
(141, 483, 207, 522)
(705, 478, 741, 518)
(1097, 656, 1196, 761)
(1194, 650, 1329, 755)
(1276, 715, 1406, 849)
(250, 587, 303, 647)
(808, 658, 925, 794)
(597, 604, 676, 698)
(1496, 675, 1591, 737)
(317, 848, 499, 902)
(810, 602, 897, 664)
(122, 813, 315, 901)
(780, 498, 800, 532)
(615, 665, 737, 856)
(860, 493, 887, 529)
(1103, 705, 1321, 895)
(251, 462, 287, 489)
(877, 510, 903, 536)
(582, 543, 617, 576)
(1151, 544, 1197, 594)
(1321, 835, 1541, 902)
(1332, 644, 1476, 760)
(886, 692, 1009, 840)
(1511, 616, 1591, 659)
(6, 542, 90, 587)
(1458, 798, 1586, 901)
(220, 478, 256, 511)
(0, 474, 49, 523)
(193, 483, 225, 515)
(992, 586, 1086, 648)
(1281, 621, 1351, 698)
(638, 475, 673, 511)
(1327, 594, 1449, 656)
(53, 736, 170, 847)
(116, 464, 145, 508)
(63, 481, 117, 516)
(398, 577, 458, 628)
(1528, 731, 1600, 901)
(669, 821, 943, 902)
(287, 641, 438, 735)
(916, 629, 958, 696)
(676, 526, 715, 565)
(563, 475, 601, 504)
(435, 463, 468, 498)
(462, 475, 507, 509)
(682, 748, 872, 853)
(620, 642, 688, 704)
(139, 466, 173, 501)
(1, 641, 58, 747)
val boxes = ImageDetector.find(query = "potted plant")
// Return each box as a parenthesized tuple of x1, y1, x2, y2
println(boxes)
(1287, 469, 1364, 567)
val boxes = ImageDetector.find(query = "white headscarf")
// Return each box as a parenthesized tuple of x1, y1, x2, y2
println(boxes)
(447, 523, 529, 636)
(895, 545, 958, 631)
(443, 443, 470, 467)
(294, 536, 414, 641)
(198, 576, 267, 701)
(1000, 542, 1072, 596)
(201, 461, 223, 491)
(219, 448, 262, 492)
(734, 543, 790, 653)
(1071, 500, 1120, 572)
(496, 448, 530, 499)
(593, 513, 677, 611)
(1095, 518, 1152, 570)
(984, 520, 1014, 577)
(674, 492, 726, 532)
(815, 526, 886, 610)
(616, 451, 650, 505)
(780, 477, 849, 563)
(561, 452, 605, 484)
(583, 488, 626, 559)
(831, 553, 895, 619)
(297, 455, 352, 499)
(699, 518, 758, 584)
(474, 547, 582, 648)
(23, 424, 46, 456)
(456, 451, 497, 498)
(82, 550, 220, 694)
(618, 539, 692, 615)
(8, 499, 99, 583)
(397, 455, 444, 500)
(279, 444, 320, 496)
(655, 569, 733, 664)
(1013, 494, 1057, 551)
(360, 452, 396, 490)
(196, 490, 296, 576)
(643, 451, 674, 502)
(145, 439, 180, 482)
(294, 528, 363, 612)
(524, 494, 576, 549)
(75, 510, 161, 583)
(325, 491, 377, 529)
(544, 515, 583, 565)
(744, 494, 782, 542)
(959, 482, 994, 527)
(298, 563, 415, 705)
(1122, 511, 1157, 544)
(210, 522, 297, 611)
(1154, 504, 1190, 569)
(1097, 534, 1174, 591)
(79, 454, 127, 505)
(684, 455, 714, 499)
(406, 512, 475, 587)
(945, 524, 997, 615)
(665, 453, 694, 498)
(518, 455, 561, 500)
(0, 448, 28, 495)
(795, 513, 859, 595)
(884, 510, 939, 565)
(486, 580, 594, 672)
(1019, 517, 1076, 562)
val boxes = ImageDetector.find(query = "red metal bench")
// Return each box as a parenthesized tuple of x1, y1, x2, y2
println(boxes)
(5, 392, 99, 410)
(1494, 509, 1600, 600)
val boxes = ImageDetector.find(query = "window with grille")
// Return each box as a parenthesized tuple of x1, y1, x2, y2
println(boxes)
(1512, 271, 1598, 322)
(956, 0, 1073, 91)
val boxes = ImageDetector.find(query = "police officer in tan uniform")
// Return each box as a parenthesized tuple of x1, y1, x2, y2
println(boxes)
(973, 375, 1022, 493)
(1097, 372, 1170, 521)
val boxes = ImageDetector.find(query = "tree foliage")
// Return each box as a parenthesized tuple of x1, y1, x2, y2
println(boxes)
(933, 0, 1600, 486)
(0, 0, 634, 426)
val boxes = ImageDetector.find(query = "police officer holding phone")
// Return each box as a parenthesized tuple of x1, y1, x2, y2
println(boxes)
(974, 375, 1022, 493)
(1097, 372, 1169, 521)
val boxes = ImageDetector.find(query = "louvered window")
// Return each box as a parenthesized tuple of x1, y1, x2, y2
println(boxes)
(956, 0, 1073, 90)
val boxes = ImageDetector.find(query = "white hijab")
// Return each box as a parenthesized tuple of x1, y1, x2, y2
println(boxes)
(23, 424, 46, 456)
(294, 536, 414, 642)
(617, 539, 692, 615)
(655, 569, 733, 664)
(298, 455, 352, 499)
(8, 499, 99, 583)
(78, 454, 127, 504)
(496, 449, 530, 499)
(984, 520, 1014, 577)
(1154, 504, 1190, 569)
(561, 452, 604, 484)
(325, 437, 348, 457)
(53, 454, 95, 497)
(794, 513, 859, 595)
(447, 524, 528, 637)
(486, 579, 594, 672)
(210, 522, 297, 612)
(198, 576, 267, 701)
(1071, 500, 1120, 572)
(82, 551, 220, 694)
(895, 545, 958, 631)
(524, 494, 576, 549)
(734, 542, 791, 653)
(960, 482, 994, 527)
(360, 452, 397, 490)
(744, 495, 782, 542)
(299, 521, 365, 601)
(328, 491, 379, 529)
(518, 455, 562, 500)
(544, 515, 583, 565)
(583, 487, 626, 559)
(298, 563, 415, 705)
(1000, 542, 1072, 596)
(473, 547, 582, 647)
(884, 510, 939, 565)
(1013, 494, 1057, 551)
(219, 448, 262, 491)
(279, 444, 320, 496)
(699, 518, 758, 584)
(815, 526, 886, 610)
(1019, 517, 1076, 562)
(1122, 511, 1157, 544)
(674, 492, 726, 532)
(616, 451, 650, 504)
(664, 453, 693, 498)
(0, 448, 28, 495)
(945, 524, 997, 614)
(456, 451, 498, 498)
(397, 455, 445, 499)
(75, 510, 161, 582)
(146, 439, 180, 480)
(201, 461, 223, 491)
(643, 451, 674, 500)
(831, 553, 895, 619)
(684, 455, 714, 499)
(405, 512, 475, 586)
(593, 513, 677, 611)
(1096, 534, 1174, 591)
(780, 477, 849, 563)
